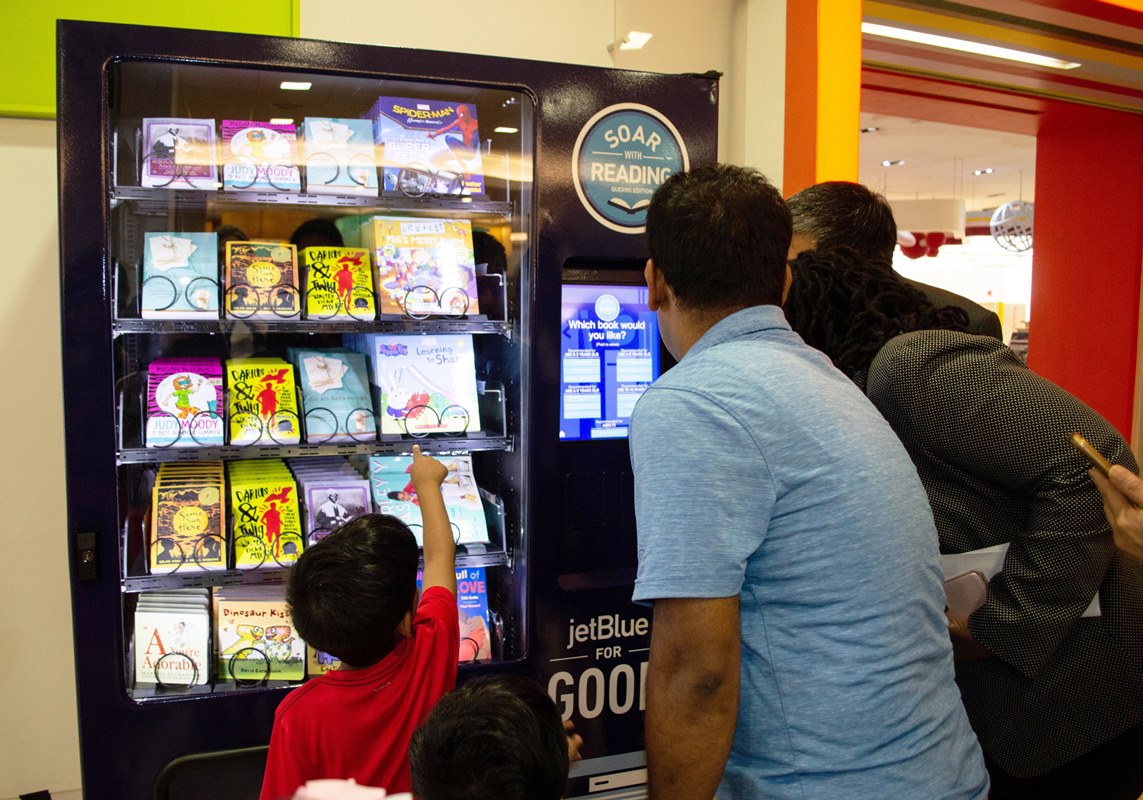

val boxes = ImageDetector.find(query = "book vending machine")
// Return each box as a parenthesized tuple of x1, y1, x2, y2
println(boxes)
(57, 20, 717, 798)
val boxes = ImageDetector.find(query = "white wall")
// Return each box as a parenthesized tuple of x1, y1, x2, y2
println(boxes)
(3, 5, 789, 798)
(0, 116, 83, 799)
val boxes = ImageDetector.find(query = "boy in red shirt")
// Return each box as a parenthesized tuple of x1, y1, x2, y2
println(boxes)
(260, 445, 458, 800)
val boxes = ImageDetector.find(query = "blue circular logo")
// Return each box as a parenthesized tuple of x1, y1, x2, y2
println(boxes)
(572, 103, 689, 234)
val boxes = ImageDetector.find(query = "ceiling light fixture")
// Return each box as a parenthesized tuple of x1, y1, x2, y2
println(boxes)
(882, 159, 905, 167)
(609, 31, 653, 52)
(280, 81, 313, 91)
(861, 126, 879, 134)
(861, 22, 1081, 70)
(269, 118, 294, 126)
(494, 126, 519, 134)
(973, 168, 994, 176)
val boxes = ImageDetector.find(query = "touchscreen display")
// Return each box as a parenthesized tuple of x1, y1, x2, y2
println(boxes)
(560, 283, 660, 441)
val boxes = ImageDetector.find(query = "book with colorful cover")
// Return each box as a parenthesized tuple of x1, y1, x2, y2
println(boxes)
(214, 586, 305, 682)
(301, 246, 376, 320)
(133, 590, 211, 686)
(300, 478, 371, 544)
(140, 117, 218, 190)
(364, 217, 478, 317)
(307, 646, 341, 677)
(369, 454, 489, 546)
(302, 117, 379, 197)
(221, 120, 301, 192)
(356, 333, 481, 436)
(141, 232, 219, 319)
(225, 241, 299, 320)
(288, 347, 376, 443)
(145, 357, 224, 448)
(416, 566, 492, 663)
(149, 463, 226, 575)
(225, 358, 301, 445)
(227, 460, 304, 569)
(372, 97, 485, 196)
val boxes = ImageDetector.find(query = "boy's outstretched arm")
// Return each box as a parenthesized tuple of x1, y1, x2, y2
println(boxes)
(411, 444, 456, 594)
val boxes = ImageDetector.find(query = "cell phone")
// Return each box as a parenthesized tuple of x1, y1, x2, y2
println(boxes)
(1069, 431, 1113, 477)
(943, 570, 988, 617)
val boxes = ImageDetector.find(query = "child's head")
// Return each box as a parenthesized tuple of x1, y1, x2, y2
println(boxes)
(286, 513, 418, 668)
(408, 675, 569, 800)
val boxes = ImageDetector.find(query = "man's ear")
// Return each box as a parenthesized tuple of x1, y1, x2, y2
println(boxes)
(781, 263, 793, 305)
(645, 258, 667, 311)
(396, 609, 414, 639)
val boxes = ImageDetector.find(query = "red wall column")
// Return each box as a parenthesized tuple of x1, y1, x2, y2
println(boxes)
(1031, 102, 1143, 437)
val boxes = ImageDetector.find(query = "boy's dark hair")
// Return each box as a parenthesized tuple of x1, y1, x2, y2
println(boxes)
(645, 163, 791, 312)
(289, 217, 345, 249)
(285, 513, 418, 668)
(786, 181, 898, 264)
(783, 246, 969, 388)
(408, 675, 569, 800)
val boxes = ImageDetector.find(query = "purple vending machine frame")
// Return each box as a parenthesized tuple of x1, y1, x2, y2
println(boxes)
(57, 19, 717, 798)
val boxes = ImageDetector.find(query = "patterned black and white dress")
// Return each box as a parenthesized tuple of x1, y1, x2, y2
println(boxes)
(867, 329, 1143, 780)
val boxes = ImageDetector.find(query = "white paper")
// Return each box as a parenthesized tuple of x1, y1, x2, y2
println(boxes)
(941, 543, 1100, 617)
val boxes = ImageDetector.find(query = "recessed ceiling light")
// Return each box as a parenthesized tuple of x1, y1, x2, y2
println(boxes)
(882, 159, 905, 167)
(973, 168, 994, 176)
(494, 127, 519, 134)
(862, 22, 1081, 70)
(609, 31, 653, 51)
(280, 81, 312, 91)
(269, 118, 294, 126)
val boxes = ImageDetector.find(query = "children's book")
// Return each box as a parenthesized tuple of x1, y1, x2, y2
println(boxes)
(372, 97, 485, 197)
(224, 241, 299, 319)
(288, 347, 376, 443)
(364, 217, 478, 317)
(140, 117, 218, 190)
(369, 454, 489, 546)
(133, 590, 211, 685)
(149, 462, 226, 575)
(214, 586, 305, 682)
(227, 460, 304, 569)
(354, 333, 481, 436)
(225, 358, 301, 445)
(299, 478, 371, 543)
(302, 117, 379, 197)
(306, 646, 341, 676)
(145, 358, 224, 448)
(457, 566, 493, 662)
(221, 120, 302, 192)
(417, 567, 493, 663)
(300, 246, 376, 320)
(141, 232, 220, 319)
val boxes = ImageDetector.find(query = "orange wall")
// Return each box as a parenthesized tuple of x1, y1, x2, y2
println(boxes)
(1030, 101, 1143, 436)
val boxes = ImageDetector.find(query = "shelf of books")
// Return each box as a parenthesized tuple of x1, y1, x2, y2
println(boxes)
(101, 59, 532, 700)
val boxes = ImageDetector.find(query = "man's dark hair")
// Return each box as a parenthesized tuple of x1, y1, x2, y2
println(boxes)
(783, 247, 968, 388)
(646, 163, 791, 312)
(409, 674, 570, 800)
(285, 513, 418, 667)
(786, 181, 898, 264)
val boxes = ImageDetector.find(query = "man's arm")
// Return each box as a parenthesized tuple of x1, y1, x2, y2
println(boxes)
(411, 445, 456, 595)
(646, 596, 740, 800)
(1091, 464, 1143, 562)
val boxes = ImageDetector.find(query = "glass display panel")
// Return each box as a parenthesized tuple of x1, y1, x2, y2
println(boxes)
(104, 58, 533, 700)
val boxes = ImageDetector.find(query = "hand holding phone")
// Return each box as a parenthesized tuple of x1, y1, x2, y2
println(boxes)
(1069, 431, 1113, 477)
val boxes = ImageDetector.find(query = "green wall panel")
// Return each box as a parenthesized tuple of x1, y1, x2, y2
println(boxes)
(5, 0, 299, 118)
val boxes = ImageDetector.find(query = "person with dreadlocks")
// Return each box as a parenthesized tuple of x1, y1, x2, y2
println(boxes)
(783, 246, 1143, 800)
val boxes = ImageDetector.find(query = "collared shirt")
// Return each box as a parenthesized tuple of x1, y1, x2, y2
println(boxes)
(631, 305, 988, 800)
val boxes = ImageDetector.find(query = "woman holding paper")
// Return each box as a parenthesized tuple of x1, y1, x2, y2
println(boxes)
(782, 247, 1143, 800)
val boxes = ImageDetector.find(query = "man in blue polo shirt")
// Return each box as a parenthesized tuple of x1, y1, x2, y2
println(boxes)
(630, 164, 988, 800)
